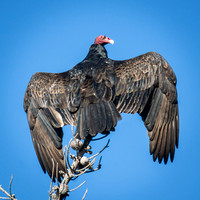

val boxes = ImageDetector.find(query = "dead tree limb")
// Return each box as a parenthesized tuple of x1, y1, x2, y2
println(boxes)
(49, 125, 110, 200)
(0, 176, 17, 200)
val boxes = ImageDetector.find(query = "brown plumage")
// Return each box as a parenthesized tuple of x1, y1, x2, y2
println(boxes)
(24, 35, 179, 181)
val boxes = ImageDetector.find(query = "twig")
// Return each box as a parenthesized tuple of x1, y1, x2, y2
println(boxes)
(66, 138, 74, 172)
(71, 125, 79, 156)
(91, 134, 109, 141)
(0, 185, 17, 200)
(71, 125, 76, 139)
(89, 139, 110, 160)
(72, 166, 90, 178)
(68, 181, 86, 192)
(82, 188, 88, 200)
(56, 163, 59, 187)
(50, 132, 110, 199)
(84, 156, 102, 174)
(98, 156, 102, 166)
(49, 159, 55, 200)
(9, 175, 13, 198)
(75, 158, 96, 173)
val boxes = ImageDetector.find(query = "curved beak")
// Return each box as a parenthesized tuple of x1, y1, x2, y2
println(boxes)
(109, 39, 114, 45)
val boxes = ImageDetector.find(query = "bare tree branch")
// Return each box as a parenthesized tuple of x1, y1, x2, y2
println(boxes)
(9, 175, 13, 198)
(1, 130, 110, 200)
(68, 181, 86, 192)
(88, 139, 110, 160)
(45, 126, 111, 199)
(0, 183, 17, 200)
(82, 188, 88, 200)
(49, 159, 55, 200)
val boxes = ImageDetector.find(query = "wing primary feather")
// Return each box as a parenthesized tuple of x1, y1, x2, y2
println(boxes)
(150, 123, 161, 155)
(153, 95, 168, 161)
(149, 115, 159, 141)
(153, 123, 165, 162)
(175, 104, 179, 148)
(158, 100, 170, 163)
(150, 93, 167, 156)
(144, 88, 163, 131)
(44, 146, 65, 181)
(170, 113, 176, 162)
(163, 101, 173, 164)
(164, 120, 172, 164)
(40, 146, 53, 178)
(159, 122, 168, 163)
(31, 120, 47, 172)
(32, 137, 46, 173)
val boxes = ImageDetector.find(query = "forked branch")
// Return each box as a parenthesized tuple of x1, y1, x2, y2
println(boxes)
(49, 126, 111, 200)
(0, 176, 17, 200)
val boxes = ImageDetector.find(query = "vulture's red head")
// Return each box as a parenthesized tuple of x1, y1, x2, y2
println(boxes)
(94, 35, 114, 45)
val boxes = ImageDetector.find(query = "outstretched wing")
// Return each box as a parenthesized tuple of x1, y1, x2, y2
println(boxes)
(24, 71, 80, 180)
(112, 52, 179, 164)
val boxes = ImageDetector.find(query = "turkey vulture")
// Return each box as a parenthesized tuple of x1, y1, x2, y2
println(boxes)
(24, 35, 179, 180)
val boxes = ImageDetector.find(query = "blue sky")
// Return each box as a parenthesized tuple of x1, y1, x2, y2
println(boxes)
(0, 0, 200, 199)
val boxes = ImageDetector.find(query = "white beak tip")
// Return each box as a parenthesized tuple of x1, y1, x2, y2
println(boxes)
(109, 39, 114, 44)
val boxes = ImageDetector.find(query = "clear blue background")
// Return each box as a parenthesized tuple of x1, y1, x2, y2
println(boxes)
(0, 0, 200, 199)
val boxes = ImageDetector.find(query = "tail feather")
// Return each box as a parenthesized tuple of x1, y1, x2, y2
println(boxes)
(98, 102, 107, 132)
(75, 101, 121, 139)
(104, 102, 113, 131)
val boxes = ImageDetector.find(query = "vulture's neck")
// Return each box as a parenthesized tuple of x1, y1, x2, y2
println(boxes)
(84, 44, 108, 61)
